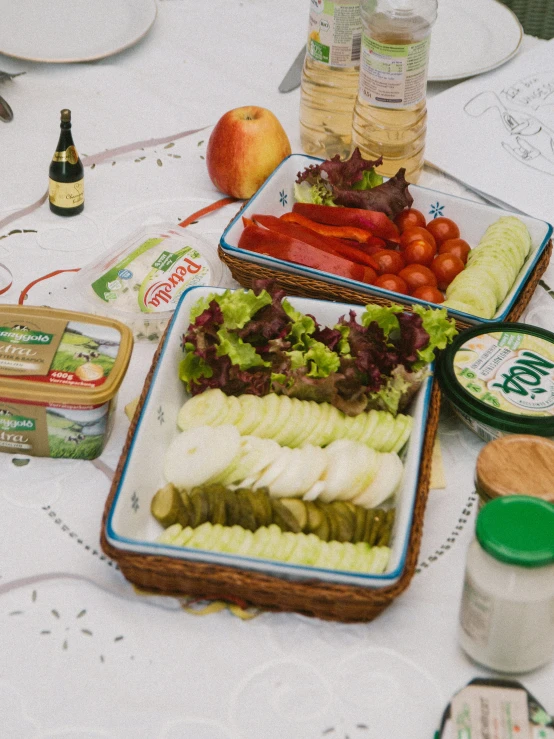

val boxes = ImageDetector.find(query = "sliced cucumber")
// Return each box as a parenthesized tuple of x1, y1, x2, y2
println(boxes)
(177, 388, 229, 431)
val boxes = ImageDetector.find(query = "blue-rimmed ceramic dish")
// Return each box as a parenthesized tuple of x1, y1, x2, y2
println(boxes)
(219, 154, 553, 327)
(103, 286, 434, 589)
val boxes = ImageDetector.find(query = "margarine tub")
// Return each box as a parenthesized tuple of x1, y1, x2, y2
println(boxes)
(437, 322, 554, 443)
(0, 305, 133, 459)
(72, 224, 224, 342)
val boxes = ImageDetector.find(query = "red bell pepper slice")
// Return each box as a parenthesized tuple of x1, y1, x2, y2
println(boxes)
(238, 224, 377, 284)
(279, 212, 374, 244)
(291, 203, 399, 241)
(251, 214, 379, 271)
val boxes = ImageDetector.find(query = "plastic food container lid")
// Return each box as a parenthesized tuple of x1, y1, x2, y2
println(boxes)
(476, 496, 554, 567)
(0, 304, 133, 406)
(475, 434, 554, 504)
(437, 321, 554, 437)
(72, 224, 224, 341)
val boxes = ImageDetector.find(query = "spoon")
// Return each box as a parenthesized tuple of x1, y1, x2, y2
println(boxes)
(0, 94, 13, 122)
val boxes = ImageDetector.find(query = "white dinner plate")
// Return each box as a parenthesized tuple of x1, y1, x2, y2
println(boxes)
(428, 0, 523, 82)
(0, 0, 157, 63)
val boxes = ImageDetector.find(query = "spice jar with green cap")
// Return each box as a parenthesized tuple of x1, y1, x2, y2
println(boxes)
(458, 496, 554, 673)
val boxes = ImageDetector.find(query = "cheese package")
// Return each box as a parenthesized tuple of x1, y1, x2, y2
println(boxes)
(73, 224, 225, 342)
(436, 678, 554, 739)
(0, 304, 133, 459)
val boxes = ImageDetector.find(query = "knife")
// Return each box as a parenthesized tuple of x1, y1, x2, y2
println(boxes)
(279, 45, 306, 93)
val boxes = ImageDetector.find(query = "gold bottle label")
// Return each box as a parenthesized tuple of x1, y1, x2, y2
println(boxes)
(49, 178, 84, 208)
(52, 146, 79, 164)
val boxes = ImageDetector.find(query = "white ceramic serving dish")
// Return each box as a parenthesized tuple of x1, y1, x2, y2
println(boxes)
(104, 286, 434, 588)
(219, 154, 553, 326)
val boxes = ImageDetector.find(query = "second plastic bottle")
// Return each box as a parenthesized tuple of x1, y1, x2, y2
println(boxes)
(299, 0, 362, 160)
(351, 0, 437, 182)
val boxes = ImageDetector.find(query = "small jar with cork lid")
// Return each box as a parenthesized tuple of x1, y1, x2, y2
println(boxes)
(458, 496, 554, 674)
(475, 434, 554, 508)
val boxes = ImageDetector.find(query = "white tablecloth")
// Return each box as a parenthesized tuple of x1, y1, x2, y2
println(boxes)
(0, 3, 552, 737)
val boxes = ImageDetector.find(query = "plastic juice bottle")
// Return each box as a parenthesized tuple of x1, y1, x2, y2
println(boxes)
(351, 0, 437, 182)
(299, 0, 362, 160)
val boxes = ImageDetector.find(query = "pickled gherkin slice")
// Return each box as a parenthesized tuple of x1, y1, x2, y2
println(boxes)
(151, 483, 185, 527)
(151, 482, 394, 546)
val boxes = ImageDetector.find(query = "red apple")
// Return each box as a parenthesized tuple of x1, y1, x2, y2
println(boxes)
(206, 106, 292, 199)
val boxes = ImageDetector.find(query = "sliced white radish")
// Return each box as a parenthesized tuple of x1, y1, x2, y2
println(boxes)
(303, 480, 325, 501)
(253, 447, 293, 490)
(220, 436, 281, 485)
(164, 424, 241, 489)
(352, 452, 404, 509)
(319, 439, 380, 502)
(268, 445, 327, 498)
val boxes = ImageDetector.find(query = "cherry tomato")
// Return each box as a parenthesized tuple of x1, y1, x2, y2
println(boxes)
(371, 249, 406, 275)
(394, 208, 426, 233)
(398, 264, 438, 293)
(426, 217, 460, 246)
(430, 252, 465, 290)
(438, 238, 471, 264)
(411, 285, 445, 304)
(402, 238, 436, 267)
(374, 273, 409, 294)
(399, 226, 436, 251)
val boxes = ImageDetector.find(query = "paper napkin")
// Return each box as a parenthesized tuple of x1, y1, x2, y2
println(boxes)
(426, 39, 554, 225)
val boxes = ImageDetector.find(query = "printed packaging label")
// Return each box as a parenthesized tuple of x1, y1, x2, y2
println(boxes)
(450, 685, 531, 739)
(0, 311, 121, 389)
(90, 235, 211, 314)
(358, 35, 430, 108)
(454, 331, 554, 416)
(48, 178, 84, 208)
(52, 146, 79, 164)
(307, 0, 362, 68)
(0, 397, 110, 459)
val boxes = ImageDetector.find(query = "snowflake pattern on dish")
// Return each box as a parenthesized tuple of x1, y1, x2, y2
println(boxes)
(429, 202, 445, 219)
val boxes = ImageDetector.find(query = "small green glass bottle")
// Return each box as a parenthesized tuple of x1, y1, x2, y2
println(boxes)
(48, 109, 84, 216)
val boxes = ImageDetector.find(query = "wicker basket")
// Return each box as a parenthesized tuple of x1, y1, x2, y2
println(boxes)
(499, 0, 554, 40)
(101, 347, 441, 624)
(218, 240, 552, 333)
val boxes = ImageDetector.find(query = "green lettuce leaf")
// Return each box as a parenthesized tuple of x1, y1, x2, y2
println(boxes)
(303, 340, 341, 378)
(367, 373, 410, 416)
(352, 168, 384, 190)
(360, 304, 404, 336)
(190, 288, 272, 329)
(293, 180, 336, 206)
(179, 348, 213, 387)
(283, 299, 316, 348)
(216, 328, 270, 370)
(412, 304, 458, 369)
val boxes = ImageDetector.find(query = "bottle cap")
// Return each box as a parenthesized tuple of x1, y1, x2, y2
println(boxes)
(475, 434, 554, 504)
(476, 496, 554, 567)
(60, 109, 71, 122)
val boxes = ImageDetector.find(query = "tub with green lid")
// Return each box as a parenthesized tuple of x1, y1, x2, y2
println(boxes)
(436, 321, 554, 442)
